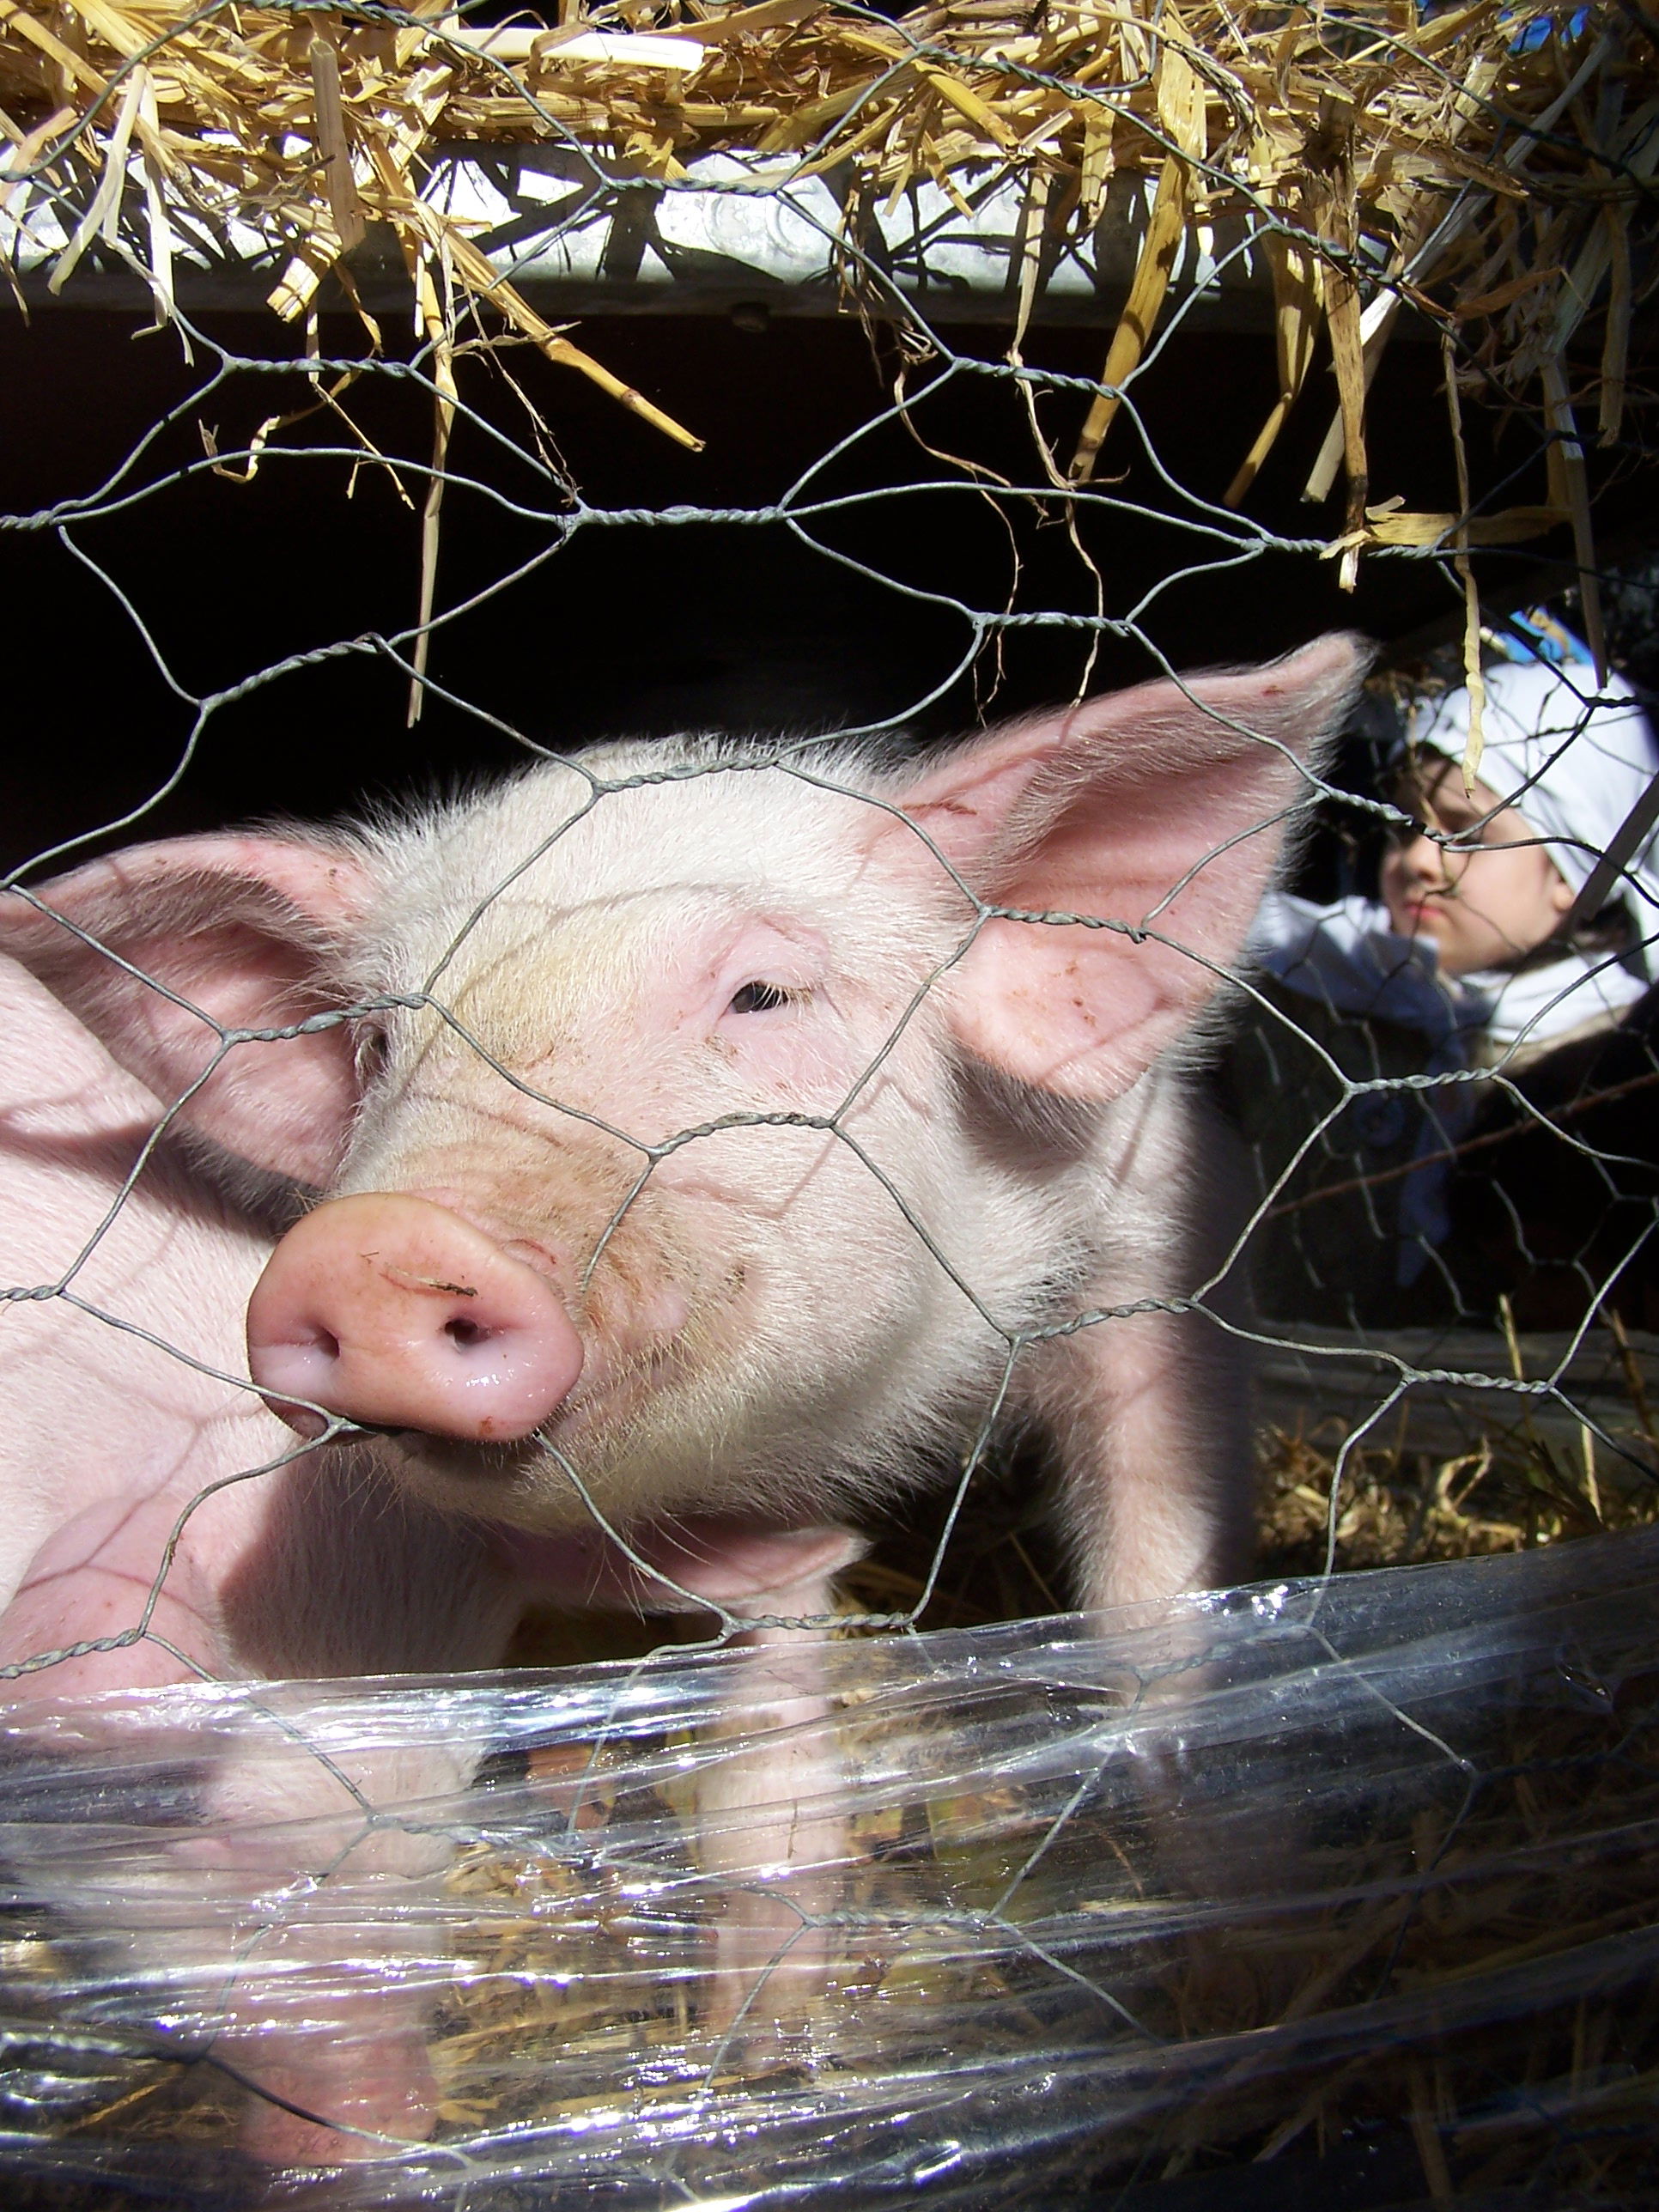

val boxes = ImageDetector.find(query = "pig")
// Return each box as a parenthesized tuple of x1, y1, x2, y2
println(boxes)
(0, 634, 1362, 2164)
(0, 948, 528, 2163)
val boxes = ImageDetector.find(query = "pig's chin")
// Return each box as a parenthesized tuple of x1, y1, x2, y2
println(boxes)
(371, 1428, 599, 1533)
(371, 1410, 714, 1539)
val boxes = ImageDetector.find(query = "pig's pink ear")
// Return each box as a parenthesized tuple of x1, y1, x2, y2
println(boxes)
(1, 834, 375, 1184)
(890, 635, 1364, 1099)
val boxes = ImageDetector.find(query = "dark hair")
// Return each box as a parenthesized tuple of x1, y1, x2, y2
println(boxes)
(1567, 896, 1644, 965)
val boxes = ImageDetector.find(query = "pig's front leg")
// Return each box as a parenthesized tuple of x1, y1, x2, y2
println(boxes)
(610, 1523, 863, 2052)
(156, 1742, 469, 2174)
(174, 1456, 524, 2172)
(697, 1573, 856, 2051)
(1033, 1079, 1256, 1615)
(1037, 1301, 1254, 1613)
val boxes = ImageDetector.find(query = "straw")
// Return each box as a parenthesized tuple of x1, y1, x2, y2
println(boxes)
(0, 0, 1644, 568)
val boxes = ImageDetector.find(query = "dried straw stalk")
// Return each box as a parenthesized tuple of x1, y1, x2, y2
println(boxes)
(0, 1, 1649, 559)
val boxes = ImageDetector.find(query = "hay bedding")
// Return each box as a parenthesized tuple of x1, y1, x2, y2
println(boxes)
(0, 1426, 1654, 2207)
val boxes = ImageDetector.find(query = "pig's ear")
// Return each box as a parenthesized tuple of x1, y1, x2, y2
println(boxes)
(890, 635, 1363, 1099)
(1, 834, 375, 1184)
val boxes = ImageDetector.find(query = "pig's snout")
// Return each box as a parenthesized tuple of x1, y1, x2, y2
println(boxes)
(246, 1194, 582, 1443)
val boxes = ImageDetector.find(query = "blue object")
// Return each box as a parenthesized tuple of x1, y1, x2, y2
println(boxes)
(1498, 607, 1594, 666)
(1504, 8, 1589, 51)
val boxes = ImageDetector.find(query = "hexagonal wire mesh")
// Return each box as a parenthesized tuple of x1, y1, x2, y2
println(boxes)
(0, 2, 1656, 2204)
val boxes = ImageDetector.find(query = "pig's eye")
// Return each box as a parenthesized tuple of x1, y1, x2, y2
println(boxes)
(726, 981, 794, 1015)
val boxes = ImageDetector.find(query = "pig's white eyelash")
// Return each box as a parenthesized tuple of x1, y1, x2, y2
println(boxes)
(726, 981, 798, 1015)
(352, 1024, 390, 1080)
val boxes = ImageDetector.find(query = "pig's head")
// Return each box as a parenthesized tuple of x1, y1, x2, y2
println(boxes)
(3, 638, 1360, 1553)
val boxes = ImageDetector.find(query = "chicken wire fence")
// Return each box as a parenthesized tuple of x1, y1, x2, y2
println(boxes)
(0, 0, 1658, 2203)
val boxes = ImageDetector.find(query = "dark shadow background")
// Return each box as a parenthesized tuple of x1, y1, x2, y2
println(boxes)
(1, 290, 1632, 877)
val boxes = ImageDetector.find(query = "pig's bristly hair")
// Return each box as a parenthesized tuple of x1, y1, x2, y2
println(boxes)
(909, 639, 1364, 878)
(341, 641, 1364, 1132)
(350, 631, 1361, 908)
(17, 639, 1359, 1546)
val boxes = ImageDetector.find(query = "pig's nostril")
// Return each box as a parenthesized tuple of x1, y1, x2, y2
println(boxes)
(445, 1318, 489, 1350)
(315, 1329, 341, 1362)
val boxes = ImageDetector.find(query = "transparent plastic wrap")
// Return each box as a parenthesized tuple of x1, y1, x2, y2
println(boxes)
(1, 1531, 1656, 2209)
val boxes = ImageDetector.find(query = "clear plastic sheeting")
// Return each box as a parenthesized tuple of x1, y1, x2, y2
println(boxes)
(0, 1531, 1656, 2209)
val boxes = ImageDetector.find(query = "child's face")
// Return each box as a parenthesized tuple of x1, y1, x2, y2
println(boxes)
(1379, 757, 1575, 975)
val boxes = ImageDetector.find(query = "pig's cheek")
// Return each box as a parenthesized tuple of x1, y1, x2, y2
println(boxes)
(702, 1018, 860, 1110)
(568, 1279, 692, 1386)
(653, 1129, 841, 1232)
(616, 1278, 690, 1352)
